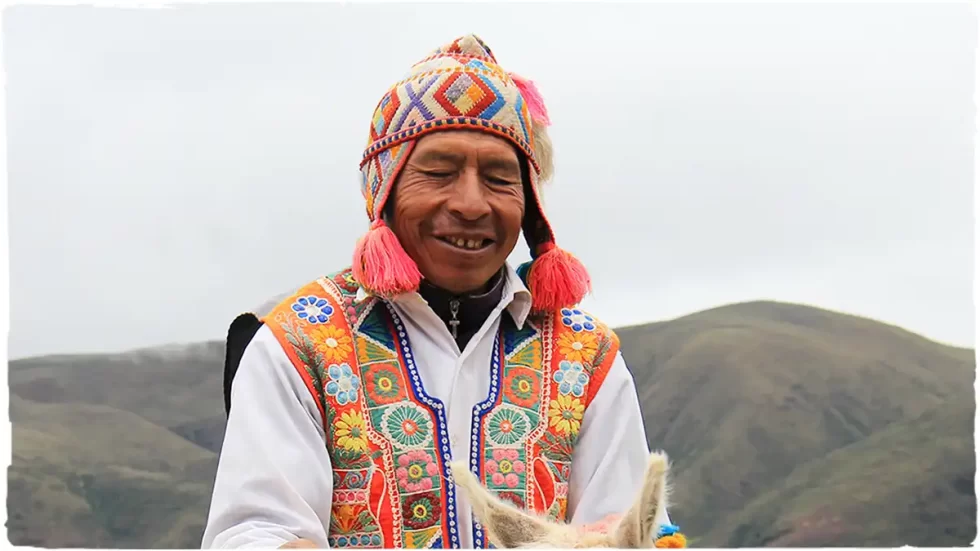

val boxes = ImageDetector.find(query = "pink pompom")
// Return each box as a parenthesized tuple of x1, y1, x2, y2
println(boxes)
(352, 219, 422, 298)
(527, 242, 591, 311)
(509, 72, 551, 127)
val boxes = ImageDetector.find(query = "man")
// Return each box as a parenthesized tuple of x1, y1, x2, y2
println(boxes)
(202, 34, 678, 549)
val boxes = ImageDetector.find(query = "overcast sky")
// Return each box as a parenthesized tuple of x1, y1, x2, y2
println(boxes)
(4, 3, 975, 359)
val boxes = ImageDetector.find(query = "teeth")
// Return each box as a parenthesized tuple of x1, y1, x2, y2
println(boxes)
(444, 237, 485, 250)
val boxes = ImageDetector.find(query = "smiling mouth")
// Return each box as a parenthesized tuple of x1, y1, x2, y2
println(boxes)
(436, 236, 494, 251)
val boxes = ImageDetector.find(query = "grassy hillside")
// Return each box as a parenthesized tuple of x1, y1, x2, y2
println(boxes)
(7, 300, 976, 547)
(616, 300, 975, 545)
(8, 395, 218, 548)
(711, 400, 976, 547)
(9, 341, 227, 452)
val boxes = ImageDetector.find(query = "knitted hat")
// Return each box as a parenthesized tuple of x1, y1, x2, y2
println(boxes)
(352, 34, 590, 312)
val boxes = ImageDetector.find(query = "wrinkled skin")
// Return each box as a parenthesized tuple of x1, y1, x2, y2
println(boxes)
(387, 130, 526, 294)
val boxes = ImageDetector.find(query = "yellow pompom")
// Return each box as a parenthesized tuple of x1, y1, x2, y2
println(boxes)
(655, 533, 688, 548)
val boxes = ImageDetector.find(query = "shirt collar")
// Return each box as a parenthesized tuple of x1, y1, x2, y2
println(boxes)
(354, 262, 533, 329)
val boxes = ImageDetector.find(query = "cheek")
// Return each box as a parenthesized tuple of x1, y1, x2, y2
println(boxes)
(495, 191, 526, 237)
(390, 178, 436, 236)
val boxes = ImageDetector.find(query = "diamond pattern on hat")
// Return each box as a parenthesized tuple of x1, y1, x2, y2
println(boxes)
(359, 34, 544, 225)
(434, 72, 500, 118)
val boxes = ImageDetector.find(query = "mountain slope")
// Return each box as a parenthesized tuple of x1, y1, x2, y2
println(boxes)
(7, 395, 218, 548)
(9, 340, 227, 452)
(615, 300, 974, 544)
(7, 300, 976, 547)
(714, 399, 976, 547)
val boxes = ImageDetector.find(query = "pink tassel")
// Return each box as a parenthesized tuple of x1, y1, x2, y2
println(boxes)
(509, 72, 551, 127)
(352, 219, 422, 298)
(527, 242, 591, 311)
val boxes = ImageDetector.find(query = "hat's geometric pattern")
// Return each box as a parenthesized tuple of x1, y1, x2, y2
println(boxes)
(359, 35, 539, 222)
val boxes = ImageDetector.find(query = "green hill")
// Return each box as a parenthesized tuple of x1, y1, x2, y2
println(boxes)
(7, 300, 976, 547)
(9, 341, 227, 452)
(617, 300, 974, 545)
(8, 395, 218, 548)
(712, 399, 976, 547)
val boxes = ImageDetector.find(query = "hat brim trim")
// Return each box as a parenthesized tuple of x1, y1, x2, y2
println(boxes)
(360, 116, 540, 176)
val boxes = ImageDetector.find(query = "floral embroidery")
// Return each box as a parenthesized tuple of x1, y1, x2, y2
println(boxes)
(560, 308, 596, 333)
(548, 394, 584, 437)
(329, 503, 380, 537)
(557, 331, 598, 364)
(502, 368, 540, 409)
(292, 295, 335, 324)
(326, 363, 361, 405)
(539, 431, 574, 462)
(364, 362, 403, 406)
(381, 402, 433, 450)
(486, 449, 526, 489)
(311, 324, 354, 363)
(553, 361, 589, 397)
(395, 450, 440, 492)
(335, 411, 368, 453)
(402, 491, 441, 530)
(486, 405, 531, 447)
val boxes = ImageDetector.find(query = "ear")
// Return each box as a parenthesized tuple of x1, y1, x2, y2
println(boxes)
(611, 451, 671, 548)
(449, 461, 553, 548)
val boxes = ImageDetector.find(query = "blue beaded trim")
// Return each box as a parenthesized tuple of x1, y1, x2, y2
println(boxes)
(385, 303, 502, 549)
(469, 324, 504, 548)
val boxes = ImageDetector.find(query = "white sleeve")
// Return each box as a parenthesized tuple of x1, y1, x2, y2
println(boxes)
(201, 325, 334, 549)
(566, 351, 671, 528)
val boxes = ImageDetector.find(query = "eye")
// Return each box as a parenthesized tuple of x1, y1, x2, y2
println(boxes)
(422, 170, 455, 179)
(487, 177, 519, 186)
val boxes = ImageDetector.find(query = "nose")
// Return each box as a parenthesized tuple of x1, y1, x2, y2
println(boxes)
(446, 167, 492, 221)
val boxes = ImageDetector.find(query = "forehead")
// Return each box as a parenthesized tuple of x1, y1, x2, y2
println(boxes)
(412, 130, 520, 160)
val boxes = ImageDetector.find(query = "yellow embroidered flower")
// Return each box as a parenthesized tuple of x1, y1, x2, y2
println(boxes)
(548, 394, 584, 436)
(310, 324, 354, 363)
(557, 331, 598, 364)
(335, 410, 368, 452)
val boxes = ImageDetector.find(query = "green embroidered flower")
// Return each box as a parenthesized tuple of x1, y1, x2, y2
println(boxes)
(381, 402, 433, 450)
(486, 405, 531, 447)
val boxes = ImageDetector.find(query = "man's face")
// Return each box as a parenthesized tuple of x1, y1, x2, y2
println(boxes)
(388, 130, 526, 295)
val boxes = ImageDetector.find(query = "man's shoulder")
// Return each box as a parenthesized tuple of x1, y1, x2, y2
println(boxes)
(226, 266, 359, 368)
(545, 305, 620, 345)
(257, 267, 361, 319)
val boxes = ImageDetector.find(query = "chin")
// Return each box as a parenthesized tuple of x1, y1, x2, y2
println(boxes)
(428, 268, 494, 294)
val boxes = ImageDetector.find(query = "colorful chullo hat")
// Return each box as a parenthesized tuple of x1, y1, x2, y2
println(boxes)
(353, 34, 590, 312)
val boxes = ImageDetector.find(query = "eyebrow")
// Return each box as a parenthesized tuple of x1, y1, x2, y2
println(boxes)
(412, 150, 465, 165)
(412, 148, 520, 173)
(480, 157, 521, 174)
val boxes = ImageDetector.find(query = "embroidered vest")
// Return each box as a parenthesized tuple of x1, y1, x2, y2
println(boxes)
(261, 268, 621, 549)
